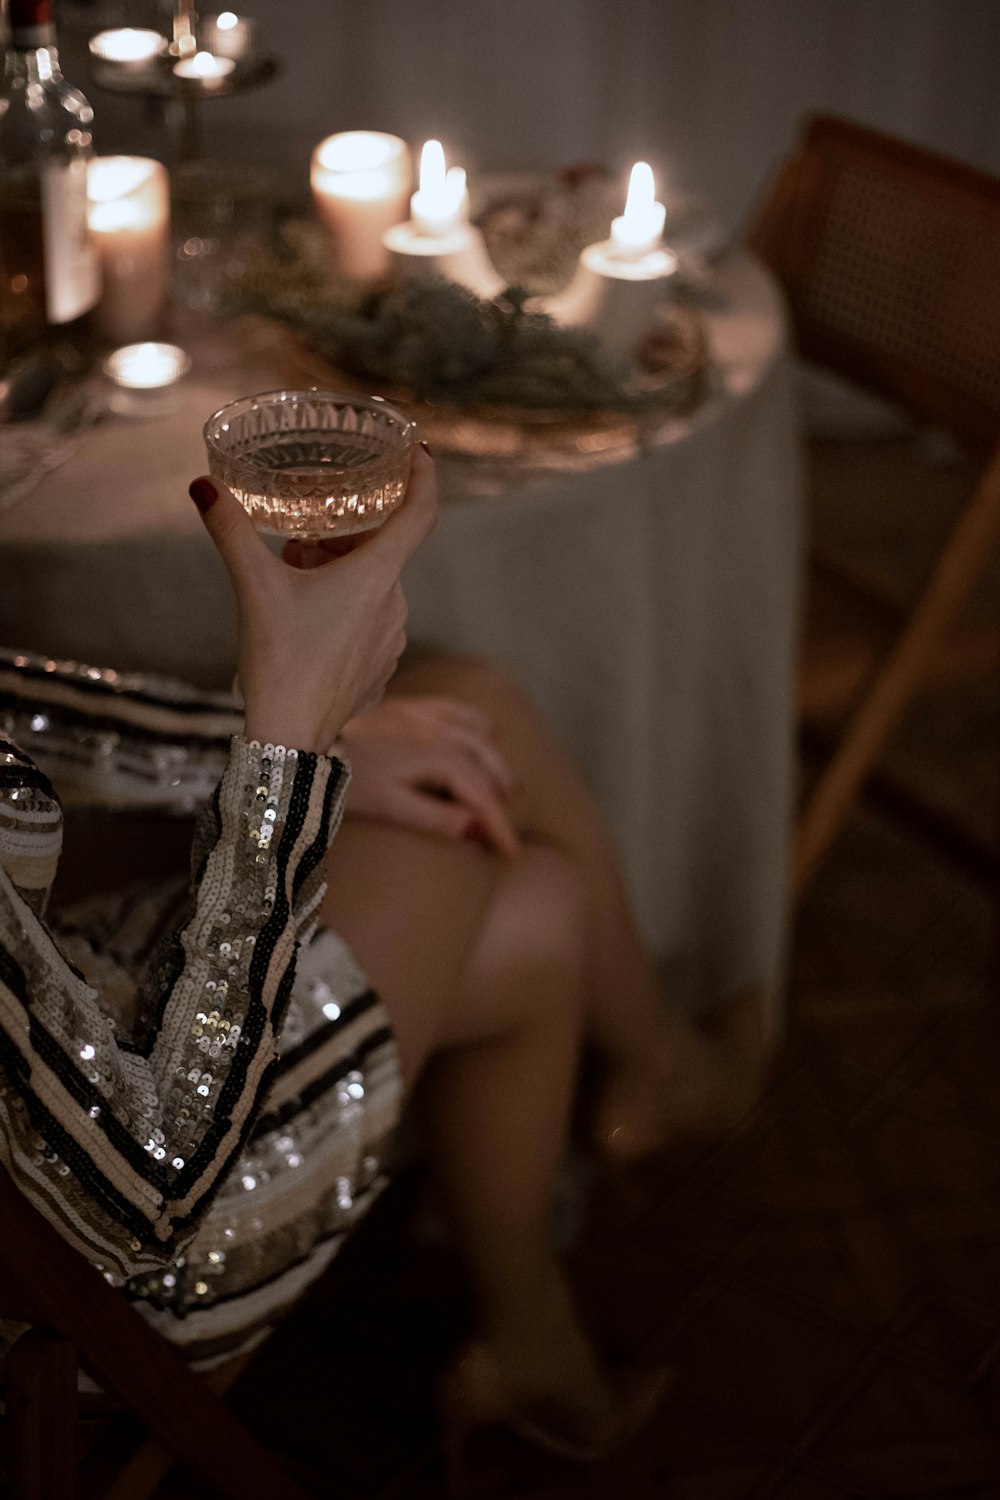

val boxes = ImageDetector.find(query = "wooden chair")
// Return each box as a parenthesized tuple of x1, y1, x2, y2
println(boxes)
(747, 114, 1000, 897)
(0, 1163, 314, 1500)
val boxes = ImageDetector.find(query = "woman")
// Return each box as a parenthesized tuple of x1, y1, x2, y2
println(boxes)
(0, 448, 766, 1477)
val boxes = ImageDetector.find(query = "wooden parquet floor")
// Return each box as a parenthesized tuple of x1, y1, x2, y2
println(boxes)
(201, 815, 996, 1500)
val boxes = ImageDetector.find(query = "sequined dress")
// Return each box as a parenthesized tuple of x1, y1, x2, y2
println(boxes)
(0, 648, 402, 1370)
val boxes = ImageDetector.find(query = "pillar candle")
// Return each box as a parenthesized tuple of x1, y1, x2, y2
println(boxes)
(310, 132, 411, 280)
(87, 157, 171, 346)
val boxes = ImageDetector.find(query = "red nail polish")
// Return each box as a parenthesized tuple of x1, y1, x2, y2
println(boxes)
(464, 819, 489, 844)
(419, 439, 433, 457)
(189, 477, 218, 513)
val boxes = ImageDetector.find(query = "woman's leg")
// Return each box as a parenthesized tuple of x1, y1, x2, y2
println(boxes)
(321, 821, 613, 1417)
(387, 653, 771, 1156)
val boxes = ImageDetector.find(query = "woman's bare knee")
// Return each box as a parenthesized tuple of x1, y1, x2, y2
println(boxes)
(393, 650, 531, 725)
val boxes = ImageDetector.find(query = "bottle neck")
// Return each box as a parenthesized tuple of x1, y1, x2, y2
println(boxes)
(5, 31, 60, 84)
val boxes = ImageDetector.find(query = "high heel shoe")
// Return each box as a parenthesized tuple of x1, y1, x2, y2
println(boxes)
(593, 990, 773, 1163)
(439, 1340, 672, 1497)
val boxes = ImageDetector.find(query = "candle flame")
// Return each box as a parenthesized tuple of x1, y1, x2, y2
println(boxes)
(624, 161, 655, 222)
(105, 342, 189, 390)
(419, 140, 446, 196)
(317, 131, 400, 174)
(418, 140, 466, 215)
(217, 10, 239, 27)
(88, 156, 157, 203)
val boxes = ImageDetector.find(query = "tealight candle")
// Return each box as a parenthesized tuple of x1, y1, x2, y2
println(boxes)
(88, 28, 167, 70)
(543, 159, 676, 361)
(610, 162, 667, 259)
(410, 140, 468, 237)
(310, 131, 411, 280)
(103, 342, 190, 390)
(87, 156, 171, 345)
(200, 11, 255, 60)
(172, 49, 236, 80)
(382, 138, 502, 300)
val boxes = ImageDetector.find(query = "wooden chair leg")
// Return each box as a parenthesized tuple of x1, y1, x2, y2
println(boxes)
(6, 1328, 78, 1500)
(794, 458, 1000, 898)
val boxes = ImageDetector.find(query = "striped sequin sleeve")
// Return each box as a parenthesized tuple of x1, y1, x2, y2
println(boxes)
(0, 733, 350, 1279)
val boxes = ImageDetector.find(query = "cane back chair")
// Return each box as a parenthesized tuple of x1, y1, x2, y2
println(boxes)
(748, 114, 1000, 897)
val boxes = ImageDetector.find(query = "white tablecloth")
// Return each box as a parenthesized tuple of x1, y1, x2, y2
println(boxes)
(0, 253, 801, 1019)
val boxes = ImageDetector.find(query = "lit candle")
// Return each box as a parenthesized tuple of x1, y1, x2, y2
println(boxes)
(103, 342, 190, 390)
(381, 139, 502, 299)
(410, 140, 468, 237)
(200, 11, 255, 60)
(542, 160, 675, 361)
(310, 131, 411, 280)
(88, 28, 166, 70)
(88, 157, 171, 345)
(172, 49, 236, 80)
(610, 162, 666, 259)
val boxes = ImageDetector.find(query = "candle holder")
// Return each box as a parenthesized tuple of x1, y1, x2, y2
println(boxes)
(88, 28, 167, 77)
(103, 342, 191, 416)
(544, 240, 678, 362)
(170, 0, 198, 58)
(172, 50, 237, 83)
(381, 220, 504, 300)
(200, 12, 257, 59)
(85, 23, 279, 165)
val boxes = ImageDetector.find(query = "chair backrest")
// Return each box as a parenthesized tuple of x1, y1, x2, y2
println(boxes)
(748, 114, 1000, 458)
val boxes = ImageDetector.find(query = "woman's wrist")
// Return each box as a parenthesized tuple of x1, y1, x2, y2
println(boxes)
(242, 712, 328, 756)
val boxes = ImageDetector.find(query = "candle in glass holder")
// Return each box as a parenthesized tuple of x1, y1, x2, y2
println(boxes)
(544, 160, 675, 360)
(200, 11, 255, 59)
(88, 28, 167, 70)
(104, 342, 190, 390)
(310, 131, 411, 280)
(172, 49, 236, 80)
(88, 157, 171, 345)
(382, 139, 503, 299)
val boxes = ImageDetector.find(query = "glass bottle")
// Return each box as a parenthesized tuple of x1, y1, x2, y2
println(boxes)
(0, 0, 100, 367)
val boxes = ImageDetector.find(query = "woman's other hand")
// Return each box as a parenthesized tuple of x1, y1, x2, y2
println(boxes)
(339, 694, 521, 858)
(188, 445, 437, 753)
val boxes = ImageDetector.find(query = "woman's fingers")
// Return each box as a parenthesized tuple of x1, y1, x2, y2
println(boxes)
(415, 755, 520, 858)
(441, 724, 516, 795)
(354, 444, 438, 574)
(188, 475, 277, 594)
(386, 784, 517, 855)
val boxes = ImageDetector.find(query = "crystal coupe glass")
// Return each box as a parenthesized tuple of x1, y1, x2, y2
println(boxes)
(203, 389, 416, 539)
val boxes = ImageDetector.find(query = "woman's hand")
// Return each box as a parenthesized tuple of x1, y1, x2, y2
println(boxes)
(339, 694, 521, 858)
(189, 446, 437, 753)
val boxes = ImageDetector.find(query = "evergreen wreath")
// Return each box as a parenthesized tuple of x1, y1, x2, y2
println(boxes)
(224, 220, 705, 417)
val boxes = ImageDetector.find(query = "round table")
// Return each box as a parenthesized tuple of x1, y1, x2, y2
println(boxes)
(0, 252, 801, 1021)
